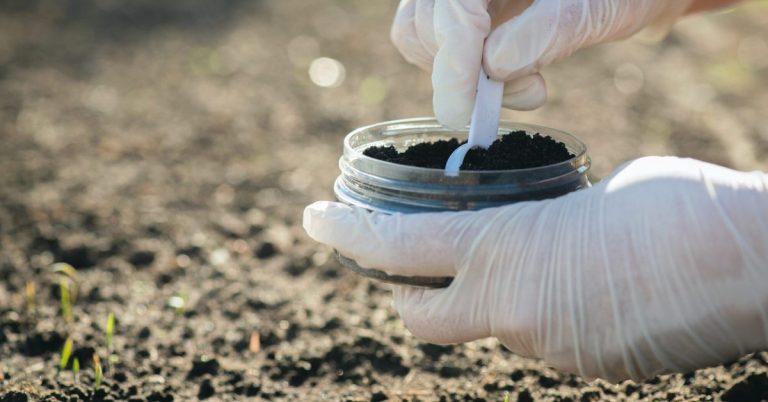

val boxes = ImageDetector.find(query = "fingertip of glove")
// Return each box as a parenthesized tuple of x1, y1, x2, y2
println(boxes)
(302, 201, 353, 240)
(392, 286, 438, 341)
(433, 91, 472, 130)
(393, 285, 484, 345)
(502, 75, 547, 111)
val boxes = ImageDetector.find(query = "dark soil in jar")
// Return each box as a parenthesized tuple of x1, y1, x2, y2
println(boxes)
(363, 131, 573, 170)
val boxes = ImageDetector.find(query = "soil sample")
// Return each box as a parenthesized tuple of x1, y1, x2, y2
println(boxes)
(363, 131, 573, 170)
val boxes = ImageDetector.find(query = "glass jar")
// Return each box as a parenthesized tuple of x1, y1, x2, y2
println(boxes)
(333, 117, 591, 288)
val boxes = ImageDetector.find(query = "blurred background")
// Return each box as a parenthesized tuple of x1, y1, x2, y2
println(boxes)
(1, 1, 767, 401)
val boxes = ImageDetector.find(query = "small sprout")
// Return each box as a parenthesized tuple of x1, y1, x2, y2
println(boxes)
(168, 292, 188, 315)
(73, 358, 80, 384)
(106, 312, 115, 372)
(59, 337, 73, 371)
(59, 279, 72, 323)
(52, 263, 78, 305)
(503, 392, 510, 402)
(93, 354, 102, 389)
(25, 281, 36, 313)
(51, 262, 78, 280)
(106, 313, 115, 349)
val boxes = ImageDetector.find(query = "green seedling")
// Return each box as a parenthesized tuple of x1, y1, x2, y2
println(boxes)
(51, 262, 78, 280)
(93, 354, 102, 389)
(59, 337, 73, 371)
(106, 312, 115, 372)
(73, 358, 80, 384)
(106, 312, 115, 349)
(178, 292, 188, 315)
(52, 262, 78, 305)
(25, 281, 36, 313)
(59, 279, 72, 323)
(503, 393, 510, 402)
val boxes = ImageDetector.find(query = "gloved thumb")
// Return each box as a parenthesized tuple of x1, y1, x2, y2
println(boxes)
(303, 201, 478, 277)
(502, 73, 547, 111)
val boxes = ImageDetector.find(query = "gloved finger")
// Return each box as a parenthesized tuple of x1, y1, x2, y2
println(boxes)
(391, 0, 433, 71)
(303, 201, 478, 277)
(501, 73, 547, 111)
(393, 282, 491, 344)
(413, 0, 438, 59)
(432, 0, 492, 129)
(483, 0, 568, 83)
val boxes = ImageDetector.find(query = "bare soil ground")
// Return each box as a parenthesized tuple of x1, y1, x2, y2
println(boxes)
(1, 1, 768, 401)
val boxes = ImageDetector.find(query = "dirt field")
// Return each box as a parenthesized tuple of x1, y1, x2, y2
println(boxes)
(1, 1, 768, 401)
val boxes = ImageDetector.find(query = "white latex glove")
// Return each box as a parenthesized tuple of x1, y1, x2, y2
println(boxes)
(304, 157, 768, 382)
(391, 0, 694, 129)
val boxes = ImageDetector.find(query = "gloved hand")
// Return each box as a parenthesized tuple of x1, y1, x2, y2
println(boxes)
(391, 0, 694, 129)
(304, 156, 768, 382)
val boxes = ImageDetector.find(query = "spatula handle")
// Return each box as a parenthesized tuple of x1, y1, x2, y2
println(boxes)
(467, 68, 504, 149)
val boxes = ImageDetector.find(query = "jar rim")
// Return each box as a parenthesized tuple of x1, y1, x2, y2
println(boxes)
(343, 117, 588, 176)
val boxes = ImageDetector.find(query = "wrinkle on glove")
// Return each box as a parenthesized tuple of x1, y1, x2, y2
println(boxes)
(304, 156, 768, 382)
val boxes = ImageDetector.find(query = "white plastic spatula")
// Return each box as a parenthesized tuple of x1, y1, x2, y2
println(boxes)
(444, 68, 505, 177)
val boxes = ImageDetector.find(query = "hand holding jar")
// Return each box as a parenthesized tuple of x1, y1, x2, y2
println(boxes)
(304, 157, 768, 382)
